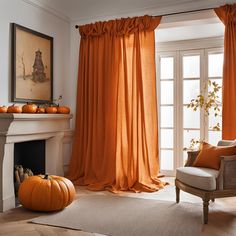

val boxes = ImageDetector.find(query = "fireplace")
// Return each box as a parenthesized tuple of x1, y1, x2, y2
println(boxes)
(0, 113, 73, 212)
(14, 140, 46, 175)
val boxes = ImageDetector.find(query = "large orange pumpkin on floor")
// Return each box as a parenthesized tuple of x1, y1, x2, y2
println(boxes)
(18, 174, 76, 211)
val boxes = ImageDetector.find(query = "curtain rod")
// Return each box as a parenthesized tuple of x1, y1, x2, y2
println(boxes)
(74, 7, 214, 29)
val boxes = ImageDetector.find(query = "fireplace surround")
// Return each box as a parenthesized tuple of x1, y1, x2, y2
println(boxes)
(0, 113, 73, 212)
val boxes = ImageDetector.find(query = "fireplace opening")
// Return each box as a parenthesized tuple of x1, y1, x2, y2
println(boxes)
(14, 140, 45, 199)
(14, 140, 46, 175)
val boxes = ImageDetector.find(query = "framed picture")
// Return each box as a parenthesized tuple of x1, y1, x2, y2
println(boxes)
(11, 23, 53, 103)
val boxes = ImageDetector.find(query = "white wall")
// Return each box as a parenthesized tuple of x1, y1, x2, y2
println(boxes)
(0, 0, 70, 111)
(67, 24, 80, 128)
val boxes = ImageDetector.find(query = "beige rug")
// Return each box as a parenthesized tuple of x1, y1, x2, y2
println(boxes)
(31, 195, 202, 236)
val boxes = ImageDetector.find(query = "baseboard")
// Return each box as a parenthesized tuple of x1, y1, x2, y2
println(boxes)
(0, 195, 15, 212)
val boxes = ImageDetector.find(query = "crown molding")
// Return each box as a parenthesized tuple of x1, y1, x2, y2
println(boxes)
(21, 0, 70, 23)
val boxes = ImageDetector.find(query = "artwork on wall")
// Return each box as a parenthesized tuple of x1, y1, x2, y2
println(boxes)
(11, 23, 53, 103)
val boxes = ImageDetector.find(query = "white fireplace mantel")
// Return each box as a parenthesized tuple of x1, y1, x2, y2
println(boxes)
(0, 113, 73, 212)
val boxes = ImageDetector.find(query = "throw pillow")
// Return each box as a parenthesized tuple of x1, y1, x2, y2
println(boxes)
(193, 142, 236, 170)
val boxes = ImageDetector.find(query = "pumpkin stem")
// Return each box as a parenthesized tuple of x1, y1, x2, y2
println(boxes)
(44, 174, 49, 179)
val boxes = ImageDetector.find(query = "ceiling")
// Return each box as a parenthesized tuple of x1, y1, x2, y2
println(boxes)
(25, 0, 236, 22)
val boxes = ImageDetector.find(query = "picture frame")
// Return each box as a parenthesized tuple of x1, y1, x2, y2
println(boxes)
(11, 23, 53, 103)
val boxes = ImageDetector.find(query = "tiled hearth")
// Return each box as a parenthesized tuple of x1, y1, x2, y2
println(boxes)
(0, 114, 73, 212)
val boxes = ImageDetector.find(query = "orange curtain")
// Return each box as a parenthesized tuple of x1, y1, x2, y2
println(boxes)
(67, 15, 165, 193)
(214, 4, 236, 140)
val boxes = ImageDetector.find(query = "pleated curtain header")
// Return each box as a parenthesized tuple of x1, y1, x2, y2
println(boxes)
(79, 15, 161, 38)
(215, 4, 236, 25)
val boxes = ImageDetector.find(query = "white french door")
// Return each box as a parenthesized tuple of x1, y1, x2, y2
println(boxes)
(157, 47, 223, 175)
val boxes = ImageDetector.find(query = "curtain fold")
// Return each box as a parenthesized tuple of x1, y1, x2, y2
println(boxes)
(214, 4, 236, 140)
(67, 15, 165, 193)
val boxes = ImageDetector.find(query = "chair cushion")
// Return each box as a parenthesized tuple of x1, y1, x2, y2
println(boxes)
(176, 167, 219, 191)
(193, 142, 236, 170)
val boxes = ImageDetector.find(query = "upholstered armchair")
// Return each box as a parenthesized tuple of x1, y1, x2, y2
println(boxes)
(175, 140, 236, 224)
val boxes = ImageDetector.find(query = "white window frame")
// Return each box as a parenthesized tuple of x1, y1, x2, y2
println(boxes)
(156, 37, 223, 176)
(156, 51, 177, 176)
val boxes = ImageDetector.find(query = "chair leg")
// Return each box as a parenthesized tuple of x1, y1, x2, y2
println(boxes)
(175, 186, 180, 203)
(203, 199, 209, 224)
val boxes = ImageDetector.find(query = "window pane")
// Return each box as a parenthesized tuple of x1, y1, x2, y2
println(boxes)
(183, 55, 200, 78)
(161, 150, 173, 170)
(161, 81, 173, 104)
(209, 79, 222, 104)
(183, 130, 200, 149)
(160, 106, 173, 127)
(161, 57, 174, 79)
(183, 106, 200, 129)
(161, 129, 173, 148)
(208, 53, 223, 77)
(208, 131, 222, 146)
(183, 80, 200, 104)
(208, 106, 222, 130)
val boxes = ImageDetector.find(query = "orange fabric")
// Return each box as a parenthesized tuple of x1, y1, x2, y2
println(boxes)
(67, 15, 165, 193)
(214, 4, 236, 140)
(193, 142, 236, 170)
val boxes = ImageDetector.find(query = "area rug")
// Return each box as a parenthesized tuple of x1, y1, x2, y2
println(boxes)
(31, 195, 202, 236)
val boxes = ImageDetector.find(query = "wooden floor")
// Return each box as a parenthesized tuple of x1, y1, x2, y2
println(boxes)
(1, 177, 236, 236)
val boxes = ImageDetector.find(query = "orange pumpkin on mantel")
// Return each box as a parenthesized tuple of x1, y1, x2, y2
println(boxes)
(36, 107, 45, 113)
(7, 104, 22, 113)
(18, 174, 76, 211)
(0, 106, 8, 113)
(22, 103, 37, 113)
(46, 106, 58, 114)
(57, 106, 70, 114)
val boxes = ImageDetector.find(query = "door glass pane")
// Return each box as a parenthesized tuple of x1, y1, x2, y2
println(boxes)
(183, 130, 200, 149)
(161, 129, 173, 148)
(160, 106, 173, 127)
(183, 80, 200, 104)
(183, 55, 200, 78)
(161, 81, 173, 104)
(208, 106, 222, 130)
(208, 54, 223, 77)
(183, 106, 200, 128)
(208, 131, 222, 146)
(161, 57, 174, 79)
(160, 150, 173, 170)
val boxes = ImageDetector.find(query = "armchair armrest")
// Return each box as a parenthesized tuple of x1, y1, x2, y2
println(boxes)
(184, 150, 200, 167)
(217, 155, 236, 190)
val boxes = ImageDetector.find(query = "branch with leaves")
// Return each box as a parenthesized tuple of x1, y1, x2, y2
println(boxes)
(187, 80, 221, 131)
(183, 138, 201, 151)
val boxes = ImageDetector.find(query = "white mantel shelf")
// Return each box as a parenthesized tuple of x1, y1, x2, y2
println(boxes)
(0, 113, 73, 212)
(0, 113, 73, 137)
(0, 113, 73, 119)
